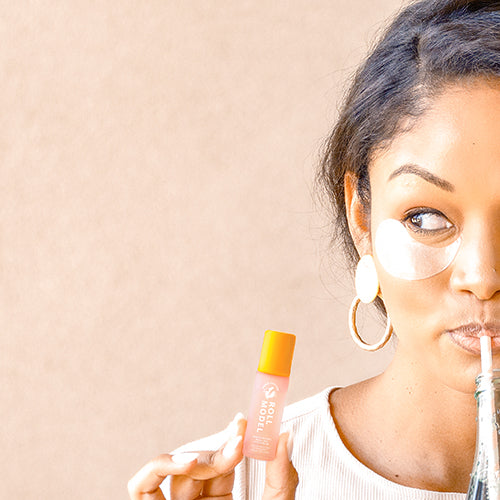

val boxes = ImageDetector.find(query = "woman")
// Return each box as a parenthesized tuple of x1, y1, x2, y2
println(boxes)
(128, 0, 500, 498)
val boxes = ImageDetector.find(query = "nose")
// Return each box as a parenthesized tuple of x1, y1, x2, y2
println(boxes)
(450, 222, 500, 301)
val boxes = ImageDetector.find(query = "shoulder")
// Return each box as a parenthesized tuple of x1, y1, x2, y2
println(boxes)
(162, 388, 337, 499)
(170, 387, 336, 454)
(162, 388, 339, 500)
(282, 386, 334, 425)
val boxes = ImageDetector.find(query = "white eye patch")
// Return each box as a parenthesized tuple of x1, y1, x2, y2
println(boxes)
(374, 219, 461, 280)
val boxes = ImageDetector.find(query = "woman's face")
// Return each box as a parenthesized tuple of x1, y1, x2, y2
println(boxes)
(365, 80, 500, 393)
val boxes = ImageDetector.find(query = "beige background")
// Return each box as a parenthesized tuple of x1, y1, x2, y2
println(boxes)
(0, 1, 404, 498)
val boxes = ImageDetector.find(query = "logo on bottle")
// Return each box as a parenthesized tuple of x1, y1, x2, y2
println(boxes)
(256, 382, 279, 432)
(263, 382, 279, 400)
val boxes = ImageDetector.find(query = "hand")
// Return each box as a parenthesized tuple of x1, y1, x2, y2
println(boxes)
(127, 415, 299, 500)
(127, 413, 246, 500)
(262, 432, 299, 500)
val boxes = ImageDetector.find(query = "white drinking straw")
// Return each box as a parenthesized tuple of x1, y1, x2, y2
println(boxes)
(481, 335, 493, 375)
(480, 335, 500, 499)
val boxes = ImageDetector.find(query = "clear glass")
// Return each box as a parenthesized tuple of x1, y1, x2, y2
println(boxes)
(467, 371, 500, 500)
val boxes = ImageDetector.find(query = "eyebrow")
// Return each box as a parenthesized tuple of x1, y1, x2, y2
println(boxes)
(388, 164, 455, 192)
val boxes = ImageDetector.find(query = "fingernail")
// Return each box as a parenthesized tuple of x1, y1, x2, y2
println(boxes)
(233, 411, 245, 423)
(171, 452, 200, 464)
(223, 435, 242, 458)
(286, 431, 294, 461)
(227, 412, 245, 437)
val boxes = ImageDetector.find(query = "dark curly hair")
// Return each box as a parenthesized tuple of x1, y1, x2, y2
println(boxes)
(317, 0, 500, 275)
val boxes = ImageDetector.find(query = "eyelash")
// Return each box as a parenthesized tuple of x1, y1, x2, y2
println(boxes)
(402, 208, 453, 235)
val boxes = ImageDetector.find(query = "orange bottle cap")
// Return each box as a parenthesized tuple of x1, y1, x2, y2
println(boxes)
(257, 330, 296, 377)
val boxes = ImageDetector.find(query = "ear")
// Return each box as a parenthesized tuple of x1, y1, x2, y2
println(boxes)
(344, 171, 372, 257)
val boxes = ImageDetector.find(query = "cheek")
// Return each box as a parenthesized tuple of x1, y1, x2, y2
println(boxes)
(371, 219, 459, 343)
(378, 269, 480, 394)
(374, 219, 460, 280)
(377, 268, 448, 343)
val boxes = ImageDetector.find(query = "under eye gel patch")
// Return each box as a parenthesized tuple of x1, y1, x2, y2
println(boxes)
(374, 219, 461, 280)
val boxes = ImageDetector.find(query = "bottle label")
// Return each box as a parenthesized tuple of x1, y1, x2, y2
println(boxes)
(256, 382, 279, 432)
(244, 373, 289, 461)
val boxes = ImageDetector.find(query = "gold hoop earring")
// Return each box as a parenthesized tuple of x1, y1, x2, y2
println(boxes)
(348, 296, 393, 351)
(348, 254, 393, 351)
(355, 255, 380, 303)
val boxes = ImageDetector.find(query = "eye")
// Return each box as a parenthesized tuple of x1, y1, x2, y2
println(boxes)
(403, 209, 453, 234)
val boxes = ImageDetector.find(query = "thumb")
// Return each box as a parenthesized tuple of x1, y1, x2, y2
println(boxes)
(262, 432, 299, 500)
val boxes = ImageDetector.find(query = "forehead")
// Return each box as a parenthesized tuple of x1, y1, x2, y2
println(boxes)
(369, 80, 500, 192)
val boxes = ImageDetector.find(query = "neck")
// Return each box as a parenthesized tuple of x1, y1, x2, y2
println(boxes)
(379, 351, 477, 446)
(370, 350, 478, 490)
(331, 348, 480, 493)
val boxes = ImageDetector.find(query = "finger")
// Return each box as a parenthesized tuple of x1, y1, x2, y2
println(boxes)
(170, 474, 203, 500)
(198, 496, 233, 500)
(263, 432, 299, 500)
(184, 414, 246, 481)
(169, 446, 237, 499)
(129, 414, 246, 500)
(168, 413, 246, 500)
(171, 469, 235, 499)
(195, 415, 246, 497)
(200, 468, 235, 497)
(189, 433, 244, 480)
(128, 453, 200, 500)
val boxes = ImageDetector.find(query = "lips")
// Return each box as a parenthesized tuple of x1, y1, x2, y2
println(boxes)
(447, 323, 500, 354)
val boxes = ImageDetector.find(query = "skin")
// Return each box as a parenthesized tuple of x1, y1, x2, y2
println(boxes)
(128, 415, 298, 499)
(129, 79, 499, 497)
(334, 78, 500, 493)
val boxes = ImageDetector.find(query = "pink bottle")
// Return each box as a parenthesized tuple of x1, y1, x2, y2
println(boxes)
(243, 330, 296, 461)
